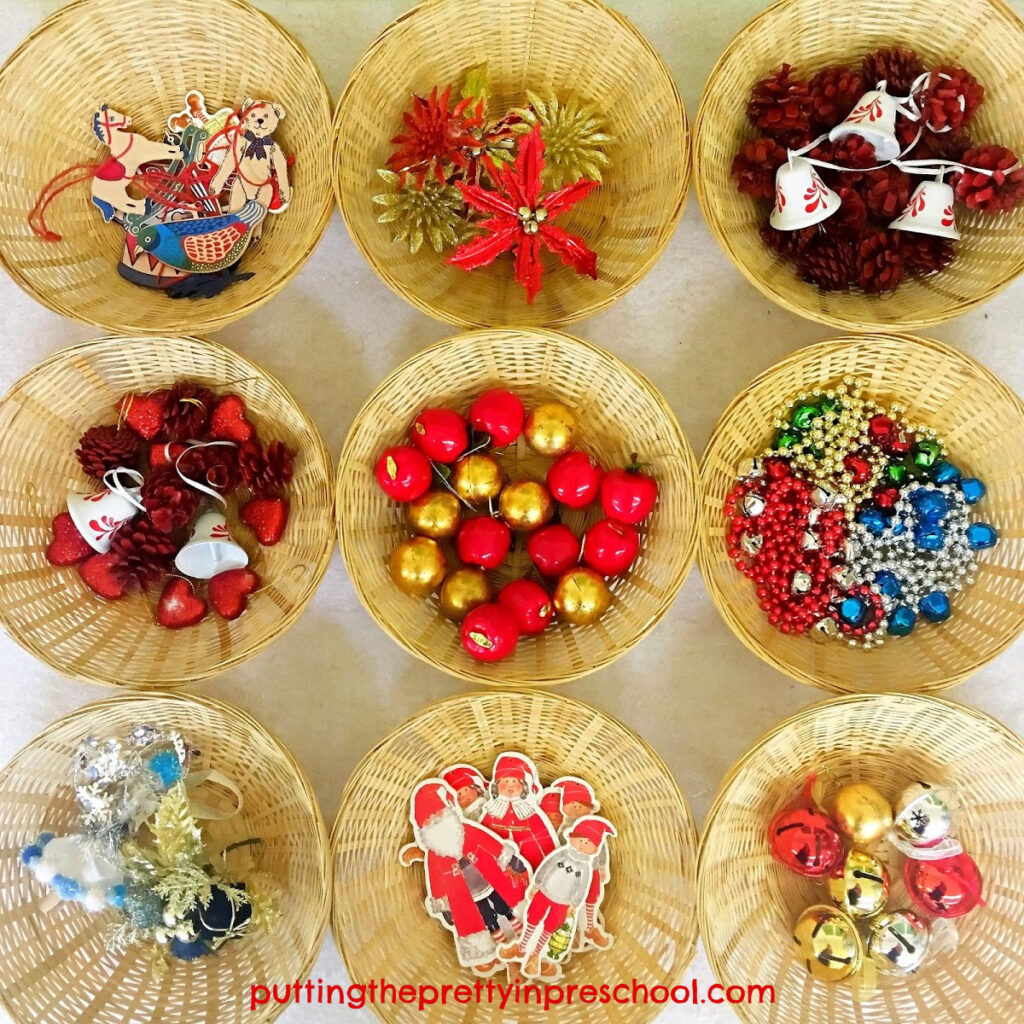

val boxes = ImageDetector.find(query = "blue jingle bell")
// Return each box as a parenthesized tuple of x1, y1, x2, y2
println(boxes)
(960, 478, 986, 504)
(874, 570, 902, 599)
(966, 522, 998, 550)
(888, 606, 916, 636)
(929, 461, 961, 486)
(913, 522, 945, 551)
(920, 591, 952, 622)
(838, 596, 869, 627)
(890, 518, 908, 537)
(857, 507, 888, 536)
(910, 488, 949, 523)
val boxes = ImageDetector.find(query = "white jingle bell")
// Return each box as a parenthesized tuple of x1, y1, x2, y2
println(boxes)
(66, 468, 145, 553)
(889, 179, 961, 240)
(829, 86, 902, 162)
(174, 509, 249, 580)
(769, 157, 841, 231)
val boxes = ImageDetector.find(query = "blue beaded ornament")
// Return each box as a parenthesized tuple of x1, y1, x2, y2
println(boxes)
(874, 570, 903, 599)
(888, 606, 917, 636)
(960, 478, 986, 504)
(920, 591, 952, 622)
(913, 522, 945, 551)
(857, 507, 888, 536)
(966, 522, 998, 550)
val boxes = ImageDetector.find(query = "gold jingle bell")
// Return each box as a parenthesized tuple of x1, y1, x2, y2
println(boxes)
(867, 909, 931, 975)
(894, 782, 955, 847)
(829, 849, 890, 918)
(499, 480, 554, 532)
(553, 568, 611, 626)
(407, 490, 462, 539)
(388, 537, 446, 597)
(524, 402, 577, 458)
(439, 567, 492, 621)
(452, 454, 504, 504)
(833, 782, 893, 846)
(792, 905, 864, 982)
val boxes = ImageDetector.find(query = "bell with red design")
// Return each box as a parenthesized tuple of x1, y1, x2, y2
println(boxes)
(829, 85, 902, 161)
(767, 776, 843, 877)
(905, 851, 984, 919)
(889, 178, 961, 240)
(769, 157, 841, 231)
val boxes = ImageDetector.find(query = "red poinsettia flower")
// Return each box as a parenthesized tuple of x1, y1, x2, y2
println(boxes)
(448, 125, 599, 303)
(388, 85, 486, 187)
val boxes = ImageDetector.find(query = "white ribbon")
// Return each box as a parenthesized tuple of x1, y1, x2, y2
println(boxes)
(173, 440, 238, 506)
(101, 467, 146, 512)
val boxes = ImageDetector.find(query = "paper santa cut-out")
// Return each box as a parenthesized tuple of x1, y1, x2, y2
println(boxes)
(442, 763, 488, 822)
(480, 752, 559, 871)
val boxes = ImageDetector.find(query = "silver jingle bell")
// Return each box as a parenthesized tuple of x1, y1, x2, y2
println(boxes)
(737, 456, 763, 479)
(894, 782, 955, 847)
(742, 493, 765, 517)
(802, 530, 820, 551)
(868, 909, 931, 975)
(791, 570, 813, 595)
(741, 533, 764, 556)
(811, 617, 839, 643)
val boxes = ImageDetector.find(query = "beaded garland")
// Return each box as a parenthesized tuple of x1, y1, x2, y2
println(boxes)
(725, 377, 998, 648)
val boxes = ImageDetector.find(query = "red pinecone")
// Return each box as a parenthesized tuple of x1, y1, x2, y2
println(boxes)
(746, 64, 814, 144)
(76, 425, 140, 480)
(760, 222, 818, 258)
(915, 127, 973, 163)
(808, 66, 864, 128)
(952, 145, 1024, 213)
(109, 516, 177, 591)
(800, 236, 857, 291)
(141, 466, 200, 534)
(858, 230, 905, 294)
(859, 165, 912, 219)
(861, 47, 925, 95)
(919, 66, 984, 133)
(831, 135, 877, 171)
(178, 443, 240, 494)
(823, 186, 867, 239)
(731, 137, 787, 199)
(163, 381, 215, 441)
(238, 440, 295, 497)
(898, 233, 956, 274)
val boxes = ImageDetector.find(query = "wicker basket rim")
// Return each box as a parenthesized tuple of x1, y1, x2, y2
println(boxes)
(691, 0, 1024, 332)
(335, 327, 700, 687)
(0, 334, 337, 688)
(0, 0, 335, 335)
(331, 0, 690, 329)
(0, 688, 333, 1018)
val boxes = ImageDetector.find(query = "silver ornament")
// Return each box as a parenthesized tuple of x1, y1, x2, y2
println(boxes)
(811, 617, 839, 642)
(791, 571, 812, 594)
(736, 456, 763, 479)
(801, 530, 819, 551)
(868, 910, 931, 975)
(741, 533, 764, 556)
(742, 493, 765, 517)
(894, 782, 955, 846)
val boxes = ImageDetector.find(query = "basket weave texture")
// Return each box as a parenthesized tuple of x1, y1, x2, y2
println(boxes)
(695, 0, 1024, 331)
(698, 692, 1024, 1024)
(332, 689, 699, 1024)
(0, 335, 334, 688)
(333, 0, 688, 328)
(337, 328, 699, 687)
(698, 333, 1024, 694)
(0, 0, 333, 335)
(0, 692, 330, 1024)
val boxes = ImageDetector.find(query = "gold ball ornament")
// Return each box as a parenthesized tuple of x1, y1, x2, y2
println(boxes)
(452, 454, 504, 504)
(439, 568, 492, 622)
(792, 905, 864, 982)
(833, 782, 893, 846)
(388, 537, 446, 597)
(499, 480, 554, 532)
(554, 568, 611, 626)
(407, 490, 462, 539)
(828, 849, 890, 918)
(524, 402, 577, 457)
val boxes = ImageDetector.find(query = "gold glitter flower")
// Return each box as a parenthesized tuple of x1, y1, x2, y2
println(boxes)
(511, 91, 614, 189)
(373, 168, 472, 254)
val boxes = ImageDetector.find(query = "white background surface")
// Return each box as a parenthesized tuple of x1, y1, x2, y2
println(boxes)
(1, 1, 1023, 1022)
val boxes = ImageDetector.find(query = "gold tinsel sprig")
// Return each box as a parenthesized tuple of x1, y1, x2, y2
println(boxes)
(373, 168, 473, 254)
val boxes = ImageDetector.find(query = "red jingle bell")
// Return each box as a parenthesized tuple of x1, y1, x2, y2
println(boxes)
(873, 486, 900, 509)
(868, 414, 894, 446)
(767, 776, 843, 877)
(844, 453, 873, 485)
(904, 851, 984, 919)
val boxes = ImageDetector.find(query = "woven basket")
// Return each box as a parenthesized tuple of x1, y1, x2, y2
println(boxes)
(0, 691, 330, 1024)
(333, 0, 688, 328)
(332, 689, 698, 1024)
(698, 692, 1024, 1024)
(0, 0, 333, 335)
(337, 328, 699, 687)
(0, 335, 334, 688)
(694, 0, 1024, 331)
(698, 333, 1024, 694)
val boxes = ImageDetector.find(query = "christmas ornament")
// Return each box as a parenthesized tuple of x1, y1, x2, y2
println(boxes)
(867, 909, 931, 975)
(373, 169, 470, 254)
(809, 66, 865, 127)
(828, 848, 890, 918)
(142, 466, 200, 534)
(163, 381, 214, 440)
(829, 86, 903, 162)
(208, 394, 256, 444)
(524, 402, 577, 457)
(156, 577, 208, 629)
(208, 568, 261, 621)
(110, 515, 177, 591)
(456, 516, 512, 570)
(461, 603, 520, 661)
(833, 782, 892, 845)
(77, 425, 141, 480)
(118, 391, 168, 440)
(410, 407, 470, 463)
(731, 137, 788, 200)
(238, 440, 294, 497)
(468, 389, 525, 447)
(553, 568, 611, 626)
(407, 491, 462, 539)
(499, 480, 554, 532)
(67, 468, 145, 554)
(889, 178, 961, 239)
(746, 64, 814, 145)
(440, 568, 493, 622)
(389, 537, 447, 597)
(858, 229, 905, 293)
(952, 144, 1024, 213)
(600, 464, 658, 523)
(452, 453, 504, 503)
(919, 66, 984, 133)
(239, 496, 289, 546)
(767, 777, 843, 877)
(498, 579, 555, 635)
(546, 451, 604, 509)
(79, 551, 129, 600)
(527, 524, 581, 577)
(893, 782, 955, 848)
(904, 852, 983, 918)
(174, 510, 249, 580)
(861, 47, 926, 95)
(770, 157, 841, 230)
(792, 905, 863, 981)
(46, 512, 94, 566)
(582, 519, 640, 576)
(375, 446, 433, 502)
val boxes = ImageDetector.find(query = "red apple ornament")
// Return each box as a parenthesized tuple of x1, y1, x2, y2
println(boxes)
(526, 524, 580, 577)
(468, 389, 525, 446)
(456, 516, 512, 570)
(374, 446, 432, 501)
(410, 407, 469, 462)
(601, 463, 658, 524)
(904, 852, 984, 919)
(461, 603, 520, 662)
(768, 776, 843, 877)
(498, 579, 554, 635)
(582, 518, 640, 576)
(547, 451, 604, 509)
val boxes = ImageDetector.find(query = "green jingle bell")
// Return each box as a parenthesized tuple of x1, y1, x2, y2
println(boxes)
(791, 403, 822, 430)
(912, 439, 942, 469)
(894, 782, 955, 847)
(829, 849, 890, 918)
(774, 430, 802, 451)
(867, 910, 931, 975)
(792, 905, 864, 982)
(885, 462, 909, 486)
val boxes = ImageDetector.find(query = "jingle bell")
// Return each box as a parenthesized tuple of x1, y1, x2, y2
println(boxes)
(889, 179, 961, 240)
(792, 905, 864, 982)
(833, 782, 893, 845)
(174, 510, 249, 580)
(67, 468, 144, 553)
(829, 86, 902, 161)
(769, 157, 841, 231)
(905, 851, 983, 919)
(768, 777, 843, 877)
(868, 909, 931, 975)
(893, 782, 954, 847)
(829, 848, 890, 918)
